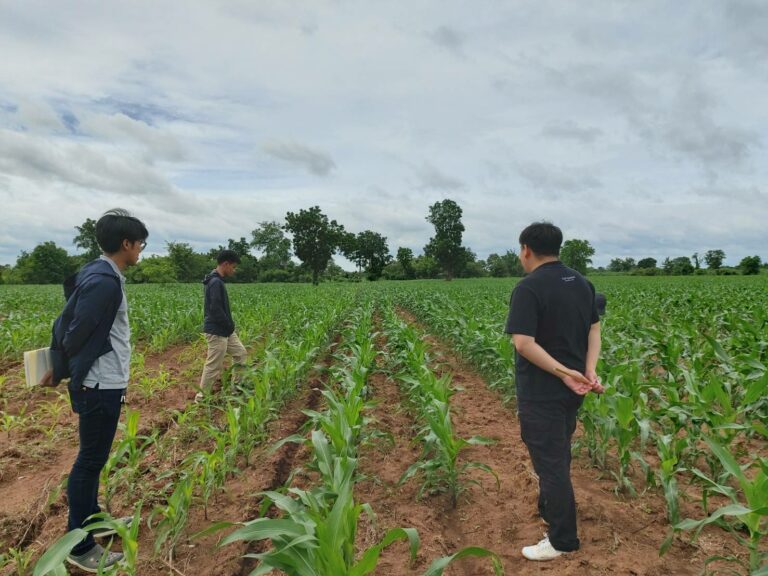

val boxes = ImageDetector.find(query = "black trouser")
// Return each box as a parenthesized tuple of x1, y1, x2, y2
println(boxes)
(67, 385, 124, 555)
(518, 395, 582, 552)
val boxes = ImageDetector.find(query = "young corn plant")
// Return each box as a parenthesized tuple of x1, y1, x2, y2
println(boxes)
(673, 437, 768, 573)
(100, 408, 156, 513)
(149, 474, 194, 562)
(222, 431, 504, 576)
(400, 395, 498, 508)
(382, 303, 498, 508)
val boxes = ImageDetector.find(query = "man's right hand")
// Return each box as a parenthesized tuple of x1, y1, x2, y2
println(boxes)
(585, 368, 604, 394)
(39, 369, 57, 387)
(556, 367, 593, 395)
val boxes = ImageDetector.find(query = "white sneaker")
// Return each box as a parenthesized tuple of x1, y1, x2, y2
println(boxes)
(521, 536, 564, 561)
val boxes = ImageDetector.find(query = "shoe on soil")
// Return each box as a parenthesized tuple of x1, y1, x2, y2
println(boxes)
(194, 391, 204, 403)
(521, 536, 564, 561)
(91, 515, 135, 538)
(67, 544, 123, 573)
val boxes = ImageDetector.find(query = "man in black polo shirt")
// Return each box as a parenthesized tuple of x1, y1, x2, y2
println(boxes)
(505, 221, 603, 561)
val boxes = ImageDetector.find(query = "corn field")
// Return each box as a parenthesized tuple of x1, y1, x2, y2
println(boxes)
(0, 276, 766, 575)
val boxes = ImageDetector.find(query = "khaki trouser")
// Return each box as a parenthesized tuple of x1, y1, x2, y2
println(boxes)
(199, 333, 247, 391)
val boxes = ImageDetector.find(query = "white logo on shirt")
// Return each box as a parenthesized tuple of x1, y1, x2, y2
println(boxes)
(561, 276, 576, 282)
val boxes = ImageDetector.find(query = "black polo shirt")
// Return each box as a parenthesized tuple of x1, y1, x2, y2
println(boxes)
(505, 261, 599, 401)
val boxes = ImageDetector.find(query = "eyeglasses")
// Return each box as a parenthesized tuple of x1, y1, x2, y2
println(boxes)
(139, 240, 147, 252)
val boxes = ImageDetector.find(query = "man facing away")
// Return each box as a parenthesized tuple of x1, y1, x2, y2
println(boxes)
(197, 249, 247, 401)
(42, 208, 148, 572)
(505, 221, 603, 561)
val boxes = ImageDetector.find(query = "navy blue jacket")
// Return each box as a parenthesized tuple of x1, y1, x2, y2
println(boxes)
(203, 271, 235, 337)
(50, 259, 123, 391)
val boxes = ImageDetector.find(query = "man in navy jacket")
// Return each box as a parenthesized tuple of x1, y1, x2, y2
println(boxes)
(43, 209, 148, 572)
(197, 249, 247, 401)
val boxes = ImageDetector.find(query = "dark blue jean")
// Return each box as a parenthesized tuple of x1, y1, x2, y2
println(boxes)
(67, 386, 124, 555)
(518, 395, 583, 552)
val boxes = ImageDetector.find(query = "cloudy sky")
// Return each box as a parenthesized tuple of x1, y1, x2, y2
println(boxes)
(1, 0, 766, 268)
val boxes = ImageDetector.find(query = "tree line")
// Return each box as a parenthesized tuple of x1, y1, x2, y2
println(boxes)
(0, 200, 519, 285)
(606, 249, 764, 276)
(1, 200, 762, 284)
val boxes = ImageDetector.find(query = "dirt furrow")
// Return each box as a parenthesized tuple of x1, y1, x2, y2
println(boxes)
(384, 309, 707, 575)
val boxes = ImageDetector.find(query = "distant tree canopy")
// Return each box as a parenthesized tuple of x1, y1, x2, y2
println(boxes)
(6, 203, 764, 284)
(73, 218, 101, 261)
(424, 199, 466, 280)
(396, 247, 415, 279)
(167, 242, 212, 283)
(739, 255, 761, 275)
(608, 257, 636, 273)
(284, 206, 346, 285)
(486, 250, 523, 277)
(251, 221, 291, 269)
(560, 239, 595, 275)
(347, 230, 391, 280)
(663, 256, 694, 276)
(15, 241, 77, 284)
(705, 249, 726, 270)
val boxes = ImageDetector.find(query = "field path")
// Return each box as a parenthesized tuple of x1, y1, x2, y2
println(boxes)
(358, 308, 704, 575)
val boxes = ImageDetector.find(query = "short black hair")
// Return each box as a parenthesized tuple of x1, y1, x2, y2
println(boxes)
(519, 221, 562, 257)
(217, 249, 241, 264)
(96, 208, 149, 254)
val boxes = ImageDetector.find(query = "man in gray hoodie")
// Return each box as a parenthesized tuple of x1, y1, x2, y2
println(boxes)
(197, 249, 247, 401)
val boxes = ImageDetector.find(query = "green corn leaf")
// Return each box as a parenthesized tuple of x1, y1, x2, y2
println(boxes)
(704, 437, 747, 486)
(221, 518, 307, 546)
(675, 503, 758, 536)
(191, 521, 236, 541)
(350, 527, 420, 576)
(744, 373, 768, 405)
(466, 436, 496, 446)
(33, 529, 88, 576)
(421, 546, 504, 576)
(707, 336, 732, 365)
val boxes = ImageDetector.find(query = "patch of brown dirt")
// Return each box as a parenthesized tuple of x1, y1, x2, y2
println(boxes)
(0, 342, 200, 554)
(131, 348, 334, 576)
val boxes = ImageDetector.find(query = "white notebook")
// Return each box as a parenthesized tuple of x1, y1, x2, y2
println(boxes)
(24, 347, 52, 387)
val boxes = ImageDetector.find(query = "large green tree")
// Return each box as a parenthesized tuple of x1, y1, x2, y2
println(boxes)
(349, 230, 391, 280)
(704, 249, 725, 270)
(486, 250, 523, 277)
(424, 199, 465, 280)
(17, 241, 77, 284)
(126, 256, 177, 283)
(607, 257, 636, 272)
(73, 217, 101, 261)
(637, 257, 657, 269)
(251, 221, 292, 269)
(739, 255, 761, 275)
(167, 242, 211, 283)
(396, 247, 415, 279)
(284, 206, 346, 285)
(560, 239, 595, 275)
(663, 256, 694, 275)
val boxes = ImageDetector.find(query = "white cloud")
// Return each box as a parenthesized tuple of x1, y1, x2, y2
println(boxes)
(0, 0, 766, 267)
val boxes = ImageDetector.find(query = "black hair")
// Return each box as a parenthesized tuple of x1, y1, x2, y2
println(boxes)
(519, 221, 562, 257)
(217, 249, 241, 264)
(95, 208, 149, 254)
